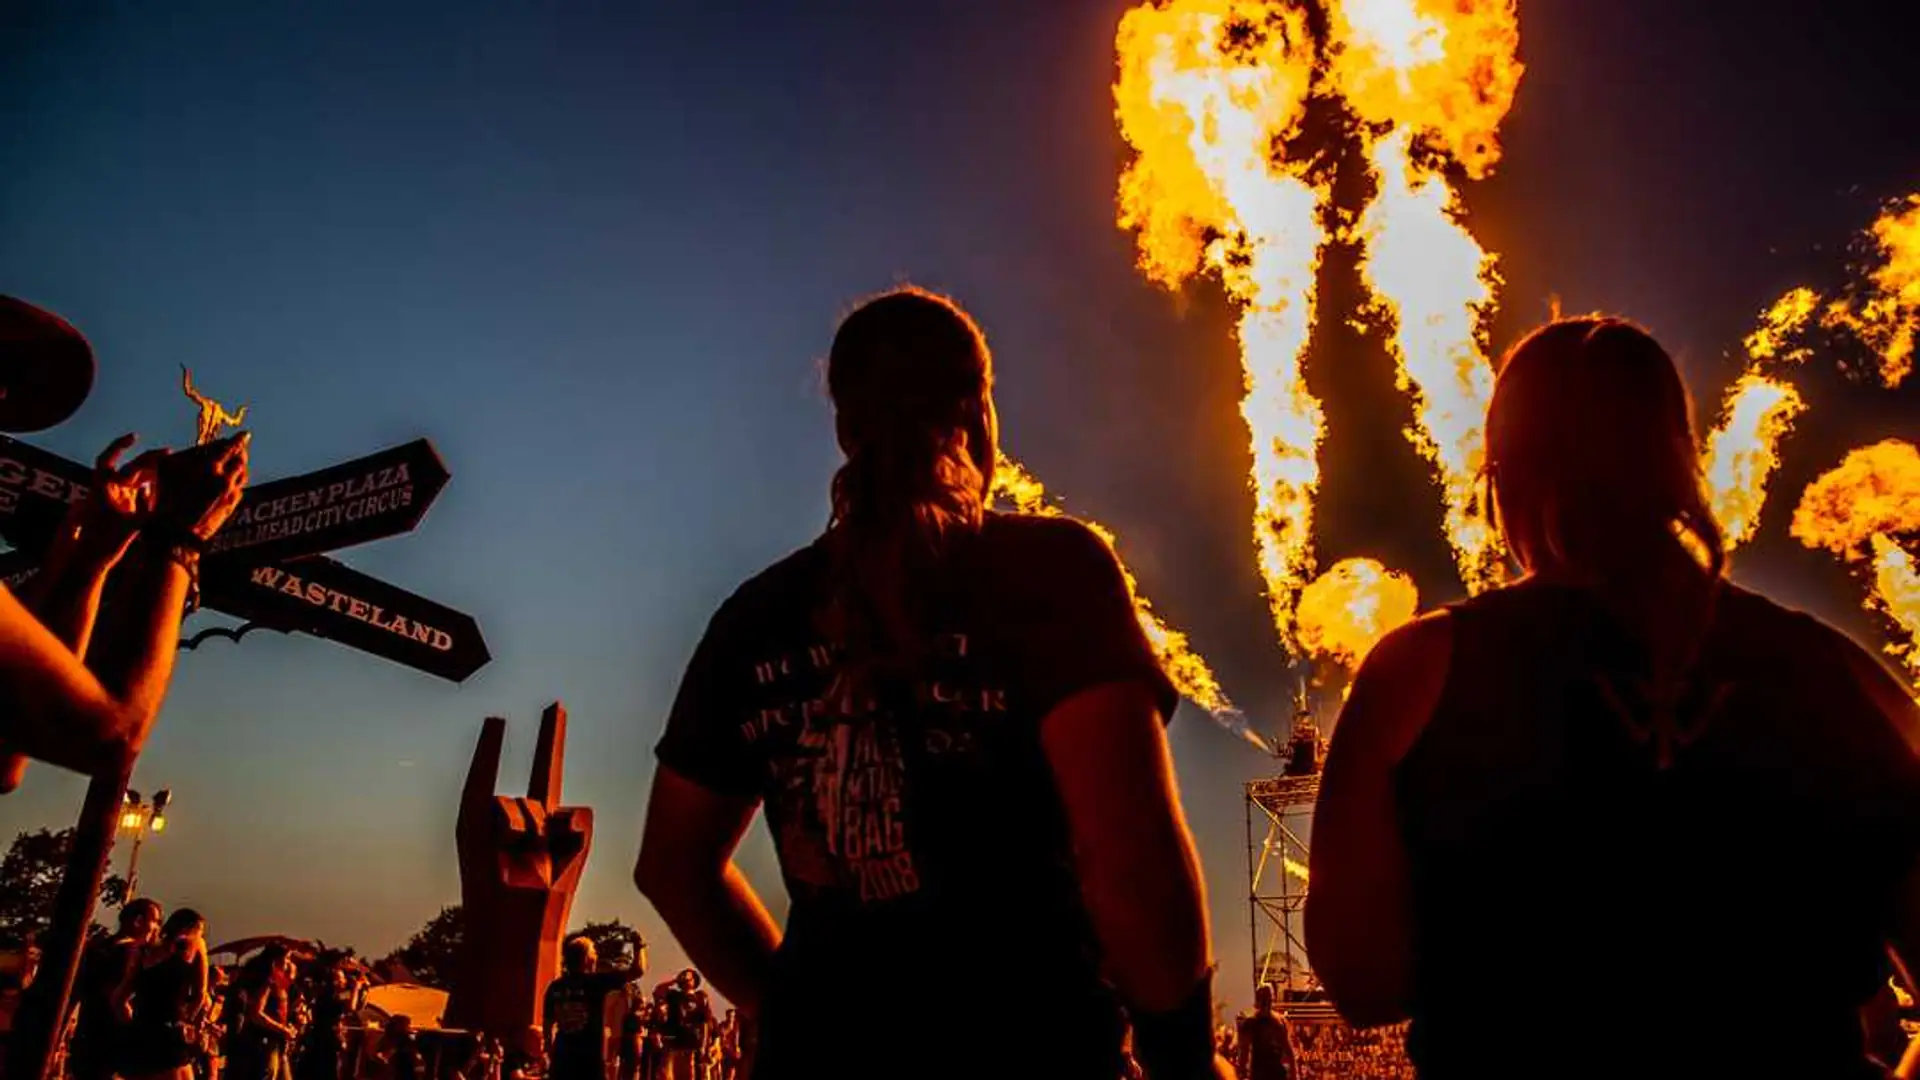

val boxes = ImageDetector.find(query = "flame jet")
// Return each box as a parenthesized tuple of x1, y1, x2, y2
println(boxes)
(993, 455, 1272, 752)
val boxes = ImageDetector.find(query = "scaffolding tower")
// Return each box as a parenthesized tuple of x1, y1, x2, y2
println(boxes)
(1246, 684, 1327, 996)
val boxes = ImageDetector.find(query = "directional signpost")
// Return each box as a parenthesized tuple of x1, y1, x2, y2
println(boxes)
(0, 433, 489, 681)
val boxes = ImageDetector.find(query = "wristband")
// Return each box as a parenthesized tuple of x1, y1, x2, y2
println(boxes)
(164, 544, 203, 614)
(1130, 969, 1217, 1080)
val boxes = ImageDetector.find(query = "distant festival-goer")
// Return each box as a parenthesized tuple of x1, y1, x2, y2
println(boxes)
(226, 945, 300, 1080)
(67, 898, 162, 1080)
(1308, 316, 1920, 1077)
(637, 287, 1227, 1079)
(1235, 985, 1296, 1080)
(541, 937, 632, 1080)
(118, 908, 212, 1080)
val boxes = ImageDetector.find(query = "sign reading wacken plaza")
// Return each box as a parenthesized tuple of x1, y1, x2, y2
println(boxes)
(205, 438, 450, 564)
(0, 432, 488, 683)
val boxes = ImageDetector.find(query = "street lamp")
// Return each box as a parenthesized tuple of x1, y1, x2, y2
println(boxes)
(118, 788, 170, 902)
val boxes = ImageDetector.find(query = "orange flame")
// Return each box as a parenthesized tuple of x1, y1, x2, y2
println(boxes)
(1701, 372, 1806, 550)
(1295, 557, 1419, 671)
(1116, 0, 1330, 652)
(1823, 195, 1920, 389)
(1326, 0, 1525, 181)
(1353, 129, 1504, 591)
(1791, 441, 1920, 685)
(1743, 287, 1820, 365)
(993, 455, 1271, 750)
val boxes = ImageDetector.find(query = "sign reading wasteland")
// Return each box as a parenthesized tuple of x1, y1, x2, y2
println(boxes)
(0, 383, 489, 682)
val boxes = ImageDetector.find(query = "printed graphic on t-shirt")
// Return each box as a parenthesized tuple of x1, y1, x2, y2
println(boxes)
(739, 632, 1008, 905)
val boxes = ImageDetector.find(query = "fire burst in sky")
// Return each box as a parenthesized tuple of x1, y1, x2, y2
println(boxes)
(1107, 0, 1520, 679)
(1014, 1, 1920, 740)
(1699, 194, 1920, 687)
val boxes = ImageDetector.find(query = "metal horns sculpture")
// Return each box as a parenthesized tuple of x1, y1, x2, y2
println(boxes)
(443, 704, 592, 1054)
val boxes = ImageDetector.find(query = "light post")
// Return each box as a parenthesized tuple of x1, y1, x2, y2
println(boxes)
(117, 789, 170, 903)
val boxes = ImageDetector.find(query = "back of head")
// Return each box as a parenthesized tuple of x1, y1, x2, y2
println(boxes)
(562, 935, 594, 975)
(161, 908, 203, 940)
(118, 898, 162, 934)
(1487, 316, 1724, 588)
(821, 286, 997, 709)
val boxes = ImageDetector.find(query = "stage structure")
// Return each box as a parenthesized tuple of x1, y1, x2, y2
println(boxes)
(1246, 685, 1329, 996)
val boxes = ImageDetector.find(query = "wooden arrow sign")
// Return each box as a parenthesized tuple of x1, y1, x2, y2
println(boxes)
(0, 435, 489, 683)
(0, 434, 91, 555)
(200, 556, 491, 682)
(203, 439, 449, 564)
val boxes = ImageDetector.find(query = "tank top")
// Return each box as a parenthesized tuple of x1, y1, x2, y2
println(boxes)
(1394, 581, 1920, 1078)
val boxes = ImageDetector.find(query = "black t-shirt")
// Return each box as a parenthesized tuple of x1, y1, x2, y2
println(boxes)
(655, 986, 710, 1049)
(1236, 1012, 1294, 1080)
(543, 972, 628, 1078)
(70, 937, 138, 1049)
(655, 513, 1177, 1078)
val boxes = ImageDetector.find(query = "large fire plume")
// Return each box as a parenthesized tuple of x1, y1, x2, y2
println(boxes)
(1702, 371, 1807, 550)
(1116, 0, 1329, 651)
(992, 455, 1273, 751)
(1823, 195, 1920, 389)
(1704, 193, 1920, 555)
(1295, 557, 1418, 672)
(1790, 441, 1920, 683)
(1114, 0, 1522, 669)
(1354, 129, 1504, 591)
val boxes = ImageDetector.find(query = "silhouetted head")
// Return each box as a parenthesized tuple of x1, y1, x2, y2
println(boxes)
(161, 908, 204, 945)
(676, 968, 700, 992)
(118, 899, 162, 943)
(1255, 984, 1275, 1012)
(563, 936, 596, 975)
(1487, 316, 1724, 585)
(820, 287, 998, 707)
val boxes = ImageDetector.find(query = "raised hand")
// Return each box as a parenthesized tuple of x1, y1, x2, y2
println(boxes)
(157, 433, 249, 542)
(55, 433, 169, 567)
(444, 704, 593, 1057)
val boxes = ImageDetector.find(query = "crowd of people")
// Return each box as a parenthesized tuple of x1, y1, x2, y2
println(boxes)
(542, 938, 745, 1080)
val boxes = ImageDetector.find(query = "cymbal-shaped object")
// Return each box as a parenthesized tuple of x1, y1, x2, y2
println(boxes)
(0, 295, 95, 433)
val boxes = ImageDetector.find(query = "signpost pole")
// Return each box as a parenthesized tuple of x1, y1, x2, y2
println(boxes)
(6, 761, 130, 1080)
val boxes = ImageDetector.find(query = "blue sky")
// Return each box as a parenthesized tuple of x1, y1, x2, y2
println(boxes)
(4, 0, 1918, 1011)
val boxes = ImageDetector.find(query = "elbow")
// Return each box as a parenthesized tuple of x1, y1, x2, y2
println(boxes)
(1305, 902, 1409, 1029)
(633, 844, 689, 910)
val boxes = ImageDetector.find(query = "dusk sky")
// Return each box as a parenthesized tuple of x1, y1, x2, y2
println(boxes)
(4, 0, 1919, 1011)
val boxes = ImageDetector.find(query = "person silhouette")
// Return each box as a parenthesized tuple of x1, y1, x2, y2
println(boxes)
(1306, 316, 1920, 1077)
(636, 287, 1229, 1080)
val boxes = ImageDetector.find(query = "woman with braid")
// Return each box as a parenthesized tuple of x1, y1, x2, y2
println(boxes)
(637, 287, 1226, 1080)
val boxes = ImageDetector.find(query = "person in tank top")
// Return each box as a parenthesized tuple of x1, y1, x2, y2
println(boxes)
(1306, 316, 1920, 1078)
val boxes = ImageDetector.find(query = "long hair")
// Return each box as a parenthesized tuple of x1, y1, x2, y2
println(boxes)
(1486, 316, 1725, 588)
(820, 287, 995, 710)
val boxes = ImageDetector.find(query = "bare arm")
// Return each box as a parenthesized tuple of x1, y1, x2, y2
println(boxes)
(246, 986, 296, 1041)
(1041, 680, 1211, 1011)
(0, 435, 245, 786)
(1305, 613, 1450, 1028)
(633, 766, 782, 1015)
(0, 549, 191, 776)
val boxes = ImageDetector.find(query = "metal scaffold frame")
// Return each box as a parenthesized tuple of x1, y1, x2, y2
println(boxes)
(1246, 772, 1320, 996)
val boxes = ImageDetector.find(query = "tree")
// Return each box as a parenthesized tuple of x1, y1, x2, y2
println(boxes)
(566, 918, 646, 972)
(0, 829, 129, 945)
(384, 904, 465, 988)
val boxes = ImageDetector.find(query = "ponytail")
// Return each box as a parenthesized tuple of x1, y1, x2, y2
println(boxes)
(818, 286, 996, 712)
(821, 421, 986, 711)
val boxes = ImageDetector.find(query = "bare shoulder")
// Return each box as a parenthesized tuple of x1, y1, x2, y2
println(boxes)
(1335, 609, 1455, 764)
